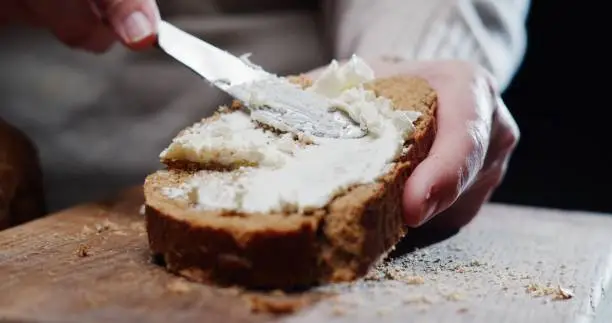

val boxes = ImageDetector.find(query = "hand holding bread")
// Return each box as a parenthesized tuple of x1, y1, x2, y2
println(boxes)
(307, 59, 519, 231)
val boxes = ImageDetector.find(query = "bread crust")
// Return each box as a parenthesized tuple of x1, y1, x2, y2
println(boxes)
(145, 76, 437, 289)
(0, 119, 46, 230)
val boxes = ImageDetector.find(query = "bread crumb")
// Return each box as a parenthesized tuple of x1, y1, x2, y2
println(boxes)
(553, 285, 574, 301)
(526, 282, 574, 301)
(139, 204, 146, 215)
(167, 280, 191, 294)
(526, 283, 557, 297)
(379, 266, 424, 285)
(331, 306, 346, 316)
(244, 295, 306, 314)
(75, 244, 90, 257)
(444, 293, 463, 302)
(95, 219, 119, 233)
(402, 295, 434, 305)
(81, 225, 94, 235)
(457, 307, 469, 313)
(469, 260, 485, 267)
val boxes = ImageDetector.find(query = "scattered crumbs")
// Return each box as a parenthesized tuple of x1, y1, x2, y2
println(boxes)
(374, 265, 425, 285)
(95, 219, 119, 233)
(243, 295, 307, 314)
(526, 283, 557, 297)
(217, 105, 230, 113)
(402, 295, 434, 305)
(331, 305, 346, 316)
(553, 285, 574, 301)
(401, 275, 425, 285)
(526, 282, 573, 301)
(444, 292, 463, 302)
(139, 204, 146, 216)
(167, 280, 191, 294)
(81, 225, 94, 235)
(75, 244, 90, 257)
(457, 307, 469, 314)
(129, 222, 145, 231)
(468, 260, 485, 267)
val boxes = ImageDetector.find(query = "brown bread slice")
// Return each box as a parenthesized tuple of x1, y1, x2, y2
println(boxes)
(144, 75, 437, 289)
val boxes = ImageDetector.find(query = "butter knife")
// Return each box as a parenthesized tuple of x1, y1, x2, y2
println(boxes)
(156, 20, 366, 139)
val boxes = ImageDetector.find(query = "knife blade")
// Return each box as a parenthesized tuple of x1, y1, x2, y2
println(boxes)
(156, 20, 366, 139)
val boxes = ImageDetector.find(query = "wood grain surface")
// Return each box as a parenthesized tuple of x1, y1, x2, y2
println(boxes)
(0, 188, 611, 323)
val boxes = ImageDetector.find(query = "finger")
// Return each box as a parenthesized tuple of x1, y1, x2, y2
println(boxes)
(79, 24, 117, 53)
(91, 0, 160, 50)
(402, 74, 494, 227)
(420, 162, 503, 230)
(420, 97, 520, 230)
(25, 0, 100, 47)
(5, 0, 43, 26)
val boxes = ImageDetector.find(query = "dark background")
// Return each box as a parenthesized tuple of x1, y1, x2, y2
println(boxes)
(491, 1, 609, 212)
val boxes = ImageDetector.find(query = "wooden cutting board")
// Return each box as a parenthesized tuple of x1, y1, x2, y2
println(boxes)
(1, 187, 611, 323)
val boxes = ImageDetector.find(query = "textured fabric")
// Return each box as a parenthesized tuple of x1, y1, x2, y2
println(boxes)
(327, 0, 530, 90)
(0, 0, 529, 210)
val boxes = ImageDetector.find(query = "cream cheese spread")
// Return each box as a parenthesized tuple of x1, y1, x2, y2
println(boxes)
(160, 55, 421, 213)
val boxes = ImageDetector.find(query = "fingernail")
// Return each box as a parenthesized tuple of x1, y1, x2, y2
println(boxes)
(122, 11, 152, 43)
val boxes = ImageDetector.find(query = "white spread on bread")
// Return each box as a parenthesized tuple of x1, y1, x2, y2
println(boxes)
(159, 55, 421, 213)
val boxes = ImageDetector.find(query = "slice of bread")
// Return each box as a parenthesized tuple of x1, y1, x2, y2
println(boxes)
(144, 75, 437, 289)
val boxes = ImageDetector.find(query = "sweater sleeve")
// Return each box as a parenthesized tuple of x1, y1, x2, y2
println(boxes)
(324, 0, 531, 90)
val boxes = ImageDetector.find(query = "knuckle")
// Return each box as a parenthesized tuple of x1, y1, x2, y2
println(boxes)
(495, 101, 521, 153)
(500, 125, 520, 153)
(482, 158, 509, 189)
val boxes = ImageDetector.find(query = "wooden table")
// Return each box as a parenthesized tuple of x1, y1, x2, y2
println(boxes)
(1, 188, 611, 323)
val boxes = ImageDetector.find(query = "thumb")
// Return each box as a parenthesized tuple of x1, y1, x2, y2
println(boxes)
(92, 0, 160, 50)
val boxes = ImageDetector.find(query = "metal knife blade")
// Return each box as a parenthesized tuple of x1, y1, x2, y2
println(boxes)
(156, 20, 366, 139)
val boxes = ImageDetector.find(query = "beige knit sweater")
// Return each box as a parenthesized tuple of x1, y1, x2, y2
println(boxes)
(0, 0, 530, 209)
